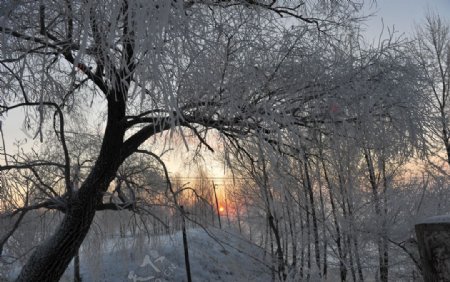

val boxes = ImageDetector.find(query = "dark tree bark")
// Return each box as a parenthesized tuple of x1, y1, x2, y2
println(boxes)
(17, 94, 127, 281)
(74, 250, 81, 282)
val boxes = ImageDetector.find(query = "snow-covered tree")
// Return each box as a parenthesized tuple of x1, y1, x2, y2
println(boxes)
(412, 12, 450, 165)
(0, 0, 371, 280)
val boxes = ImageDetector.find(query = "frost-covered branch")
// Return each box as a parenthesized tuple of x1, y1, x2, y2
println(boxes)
(0, 102, 71, 193)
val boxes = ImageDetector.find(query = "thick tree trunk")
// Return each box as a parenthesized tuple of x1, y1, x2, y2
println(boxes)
(17, 92, 126, 281)
(16, 197, 97, 281)
(74, 249, 82, 282)
(16, 163, 119, 282)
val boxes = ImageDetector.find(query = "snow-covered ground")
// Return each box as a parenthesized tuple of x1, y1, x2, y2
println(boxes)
(54, 228, 273, 282)
(416, 214, 450, 224)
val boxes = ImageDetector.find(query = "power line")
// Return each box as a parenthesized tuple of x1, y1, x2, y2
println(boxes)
(169, 177, 253, 180)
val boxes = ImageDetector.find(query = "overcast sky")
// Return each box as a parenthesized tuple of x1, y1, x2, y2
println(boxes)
(364, 0, 450, 40)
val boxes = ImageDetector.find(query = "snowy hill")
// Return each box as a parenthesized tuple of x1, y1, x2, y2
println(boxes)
(58, 228, 272, 282)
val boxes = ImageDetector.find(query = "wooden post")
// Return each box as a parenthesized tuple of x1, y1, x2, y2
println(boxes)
(180, 206, 192, 282)
(415, 216, 450, 282)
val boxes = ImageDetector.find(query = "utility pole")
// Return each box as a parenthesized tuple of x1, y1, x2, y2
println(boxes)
(212, 181, 222, 229)
(180, 206, 192, 282)
(224, 187, 231, 228)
